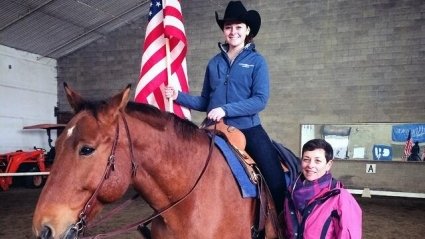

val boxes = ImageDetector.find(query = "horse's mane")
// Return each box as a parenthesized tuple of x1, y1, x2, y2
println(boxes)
(126, 101, 200, 140)
(124, 102, 199, 139)
(72, 99, 200, 140)
(72, 99, 106, 119)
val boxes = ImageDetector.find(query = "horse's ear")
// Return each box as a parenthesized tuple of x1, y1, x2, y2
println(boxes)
(64, 82, 84, 112)
(101, 84, 131, 124)
(109, 84, 131, 112)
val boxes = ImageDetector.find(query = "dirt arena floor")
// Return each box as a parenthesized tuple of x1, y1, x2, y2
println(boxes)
(1, 186, 424, 239)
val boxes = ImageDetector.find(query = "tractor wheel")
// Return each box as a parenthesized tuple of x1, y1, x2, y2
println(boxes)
(24, 166, 44, 188)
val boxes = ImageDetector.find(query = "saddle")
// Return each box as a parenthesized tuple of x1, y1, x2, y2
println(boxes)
(203, 120, 258, 183)
(201, 119, 284, 239)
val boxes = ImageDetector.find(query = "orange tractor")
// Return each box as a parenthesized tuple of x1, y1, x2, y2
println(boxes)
(0, 124, 65, 191)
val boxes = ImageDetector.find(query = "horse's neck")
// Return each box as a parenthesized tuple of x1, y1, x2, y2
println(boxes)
(126, 116, 210, 209)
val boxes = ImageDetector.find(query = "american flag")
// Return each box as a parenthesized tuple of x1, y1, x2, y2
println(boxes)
(402, 130, 413, 160)
(135, 0, 191, 119)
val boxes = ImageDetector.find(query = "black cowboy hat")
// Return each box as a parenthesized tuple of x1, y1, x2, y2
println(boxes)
(215, 1, 261, 38)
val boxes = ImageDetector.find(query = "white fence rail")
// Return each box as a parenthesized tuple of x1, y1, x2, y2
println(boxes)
(348, 188, 425, 199)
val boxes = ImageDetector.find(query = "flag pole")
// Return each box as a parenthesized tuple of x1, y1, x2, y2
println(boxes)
(165, 38, 174, 113)
(163, 0, 174, 113)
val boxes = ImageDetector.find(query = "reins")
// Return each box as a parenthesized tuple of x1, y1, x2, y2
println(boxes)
(76, 114, 217, 239)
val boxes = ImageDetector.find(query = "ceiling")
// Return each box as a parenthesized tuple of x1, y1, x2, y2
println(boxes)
(0, 0, 151, 59)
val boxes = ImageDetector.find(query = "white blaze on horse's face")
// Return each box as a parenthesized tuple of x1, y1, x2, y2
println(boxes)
(67, 125, 75, 138)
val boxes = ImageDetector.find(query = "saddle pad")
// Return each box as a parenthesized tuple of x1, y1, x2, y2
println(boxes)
(214, 136, 257, 198)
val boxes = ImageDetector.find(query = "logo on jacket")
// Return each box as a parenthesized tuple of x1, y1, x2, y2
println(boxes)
(239, 63, 254, 68)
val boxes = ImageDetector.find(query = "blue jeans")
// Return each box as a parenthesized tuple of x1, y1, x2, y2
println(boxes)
(241, 125, 286, 214)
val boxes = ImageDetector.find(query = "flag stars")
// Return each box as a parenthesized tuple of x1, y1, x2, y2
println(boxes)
(151, 1, 161, 9)
(148, 0, 162, 20)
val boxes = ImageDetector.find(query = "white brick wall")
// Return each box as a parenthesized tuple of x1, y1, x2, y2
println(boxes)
(0, 45, 58, 152)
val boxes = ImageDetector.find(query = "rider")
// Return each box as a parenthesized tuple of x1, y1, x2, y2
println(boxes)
(164, 1, 287, 215)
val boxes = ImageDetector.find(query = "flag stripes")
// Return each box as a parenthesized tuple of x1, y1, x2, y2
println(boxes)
(135, 0, 190, 119)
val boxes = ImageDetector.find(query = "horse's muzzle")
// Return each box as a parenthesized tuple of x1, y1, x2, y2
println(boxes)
(38, 225, 52, 239)
(37, 225, 79, 239)
(63, 225, 79, 239)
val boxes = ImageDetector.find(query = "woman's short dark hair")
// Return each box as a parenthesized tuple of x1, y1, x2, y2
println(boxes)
(302, 139, 334, 162)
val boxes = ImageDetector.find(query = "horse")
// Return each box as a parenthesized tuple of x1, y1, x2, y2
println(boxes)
(32, 83, 280, 239)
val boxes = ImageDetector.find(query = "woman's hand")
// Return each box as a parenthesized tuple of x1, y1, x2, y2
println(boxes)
(164, 86, 178, 100)
(208, 107, 226, 122)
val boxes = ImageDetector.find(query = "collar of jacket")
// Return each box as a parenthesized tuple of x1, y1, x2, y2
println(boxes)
(218, 42, 256, 54)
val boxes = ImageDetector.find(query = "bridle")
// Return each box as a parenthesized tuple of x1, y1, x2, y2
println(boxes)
(69, 119, 121, 236)
(70, 113, 216, 239)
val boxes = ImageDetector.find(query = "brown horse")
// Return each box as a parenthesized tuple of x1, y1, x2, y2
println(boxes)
(32, 84, 279, 239)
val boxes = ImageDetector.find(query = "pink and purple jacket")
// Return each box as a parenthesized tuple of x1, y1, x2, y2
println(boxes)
(282, 179, 362, 239)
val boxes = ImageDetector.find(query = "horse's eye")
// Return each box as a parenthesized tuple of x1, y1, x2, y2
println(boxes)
(79, 146, 95, 156)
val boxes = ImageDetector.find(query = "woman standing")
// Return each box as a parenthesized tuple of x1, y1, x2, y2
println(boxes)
(282, 139, 362, 239)
(165, 1, 286, 214)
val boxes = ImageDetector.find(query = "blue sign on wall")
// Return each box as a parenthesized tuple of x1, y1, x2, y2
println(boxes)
(372, 144, 392, 160)
(392, 124, 425, 143)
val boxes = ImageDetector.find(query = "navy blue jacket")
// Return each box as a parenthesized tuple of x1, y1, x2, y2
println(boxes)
(176, 42, 270, 129)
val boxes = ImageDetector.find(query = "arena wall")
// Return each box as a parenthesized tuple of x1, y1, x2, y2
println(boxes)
(56, 0, 425, 194)
(333, 160, 425, 195)
(0, 45, 57, 152)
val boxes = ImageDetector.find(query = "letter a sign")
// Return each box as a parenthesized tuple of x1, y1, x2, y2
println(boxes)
(366, 164, 376, 174)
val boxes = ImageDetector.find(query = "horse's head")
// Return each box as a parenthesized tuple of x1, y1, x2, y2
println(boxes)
(32, 83, 133, 239)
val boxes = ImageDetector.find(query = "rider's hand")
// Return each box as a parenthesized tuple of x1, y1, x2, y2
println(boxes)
(164, 86, 178, 100)
(208, 107, 226, 122)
